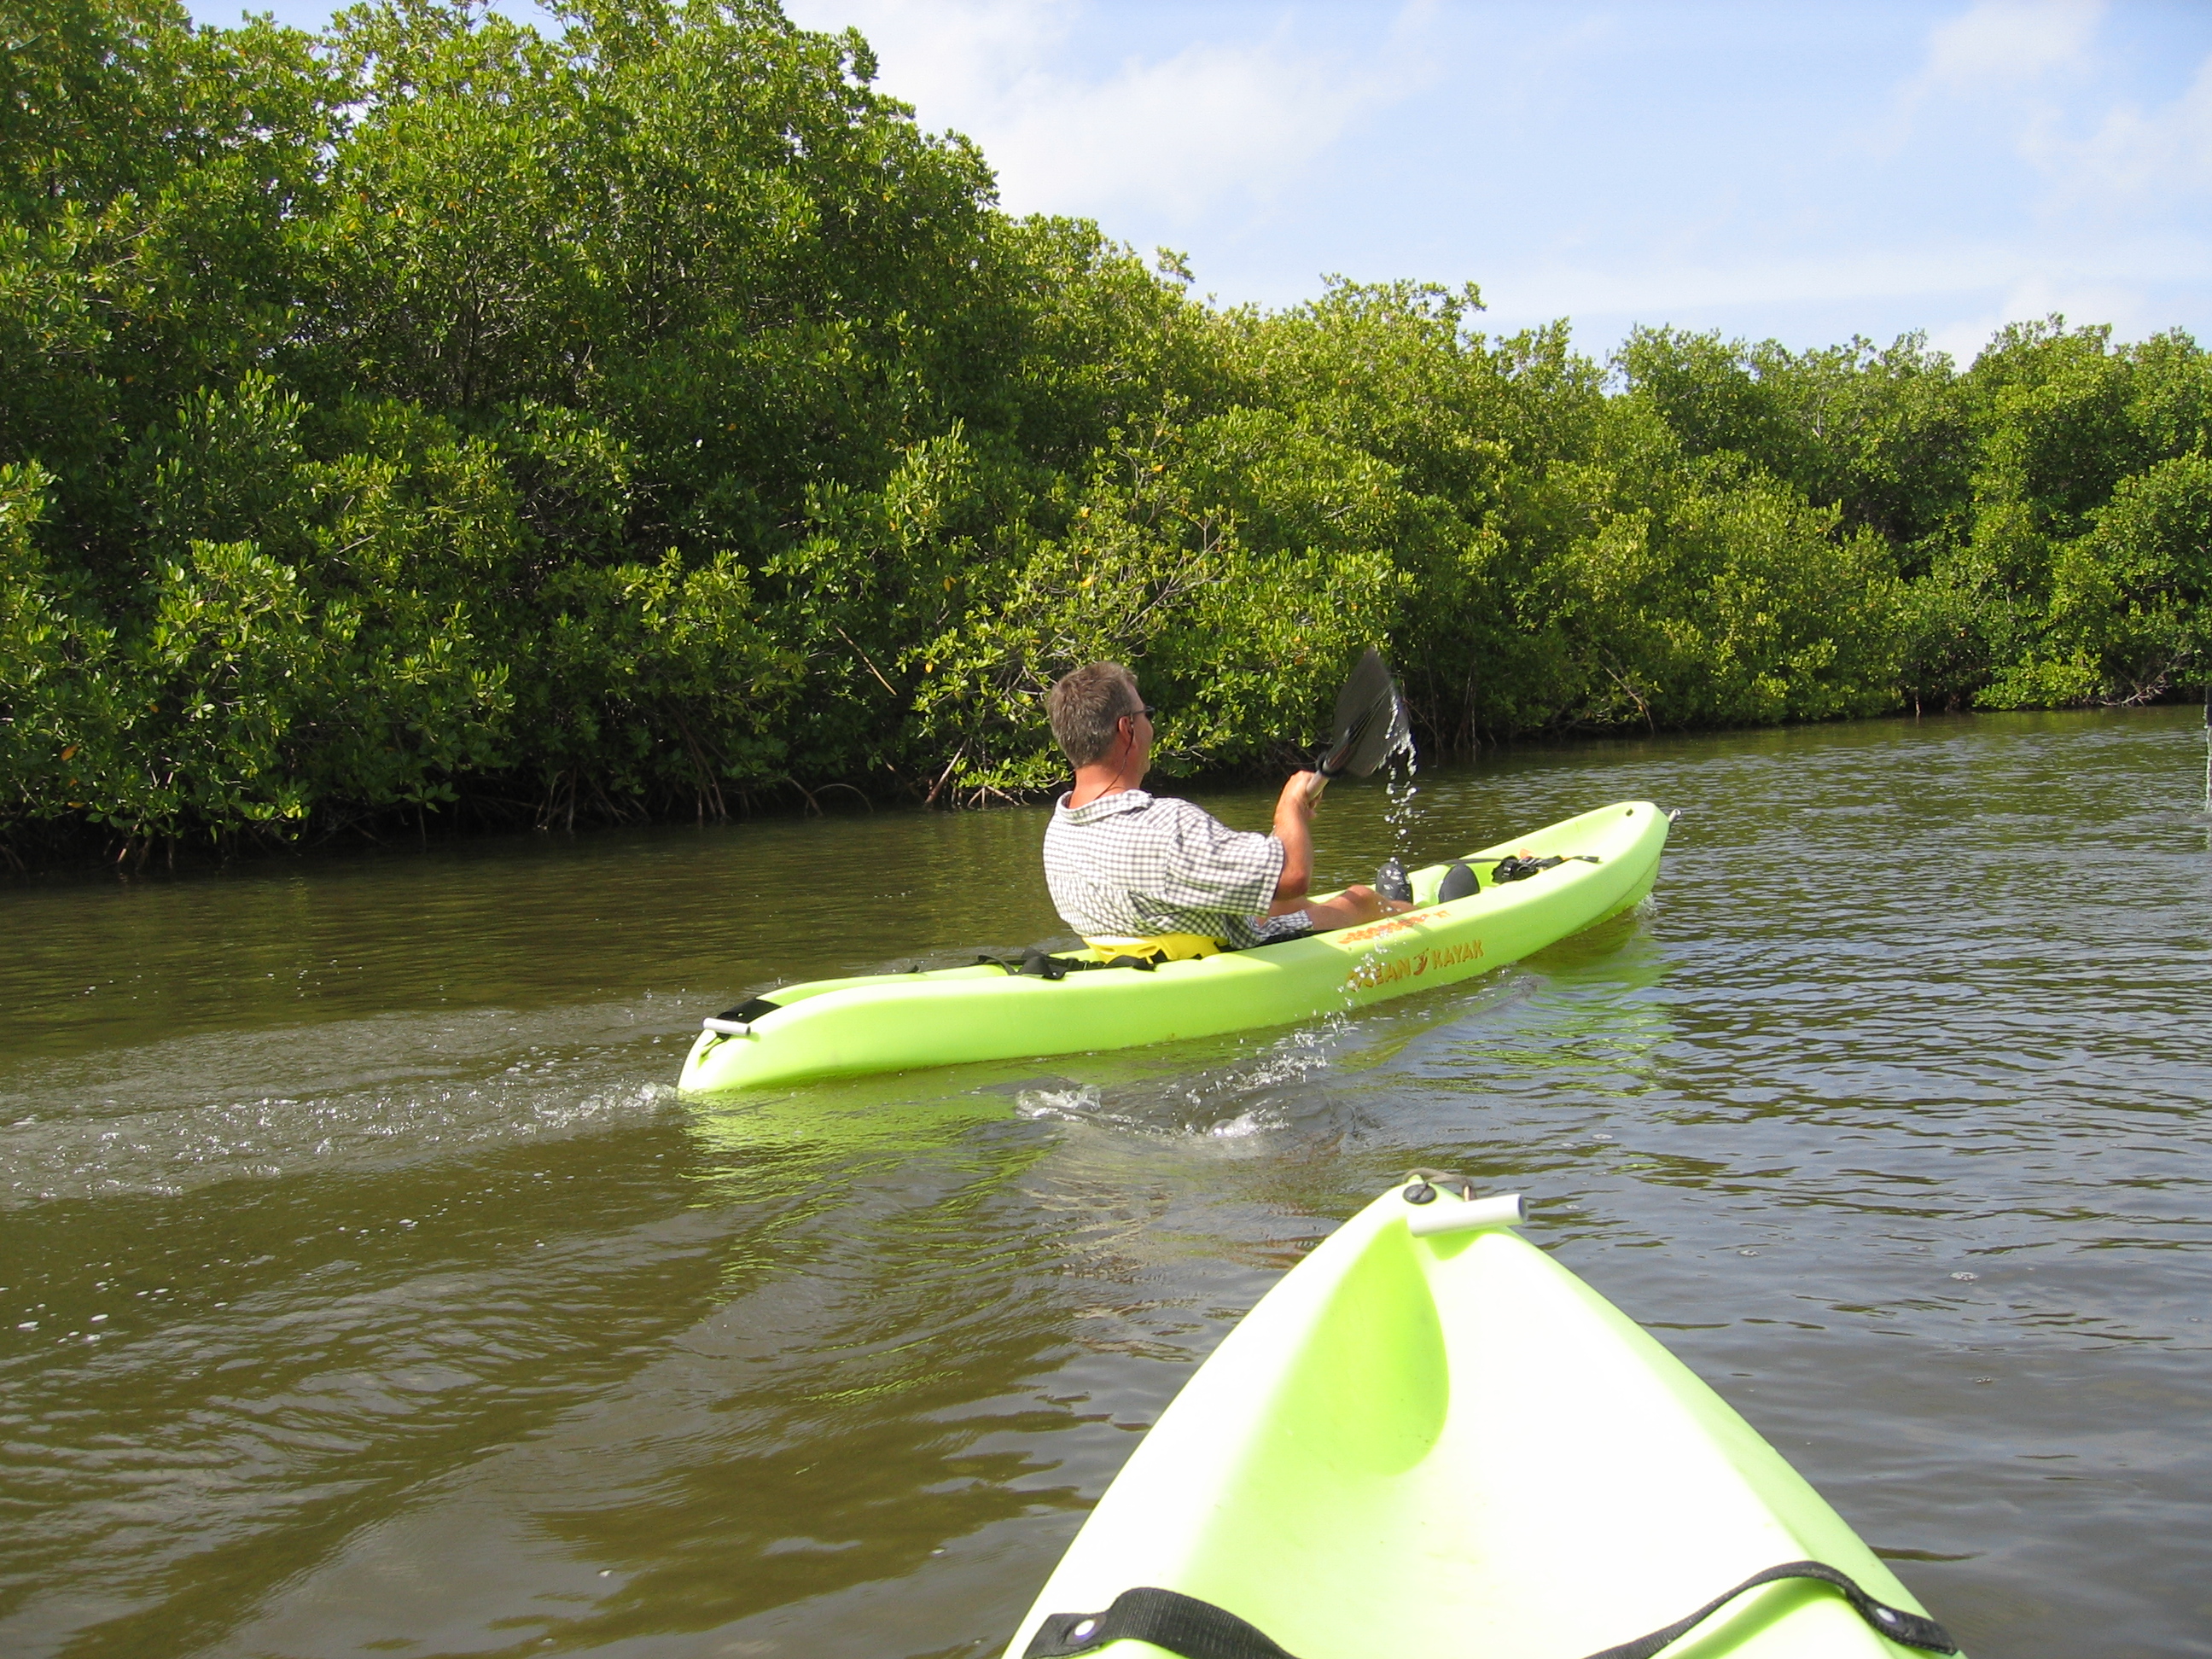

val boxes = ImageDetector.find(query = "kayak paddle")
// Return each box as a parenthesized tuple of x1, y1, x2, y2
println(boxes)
(1304, 646, 1412, 800)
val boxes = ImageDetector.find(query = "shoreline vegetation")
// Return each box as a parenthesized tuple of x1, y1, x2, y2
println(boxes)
(4, 0, 2209, 872)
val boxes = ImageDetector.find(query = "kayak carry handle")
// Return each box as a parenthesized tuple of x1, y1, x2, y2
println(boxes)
(1406, 1190, 1526, 1237)
(701, 1017, 754, 1037)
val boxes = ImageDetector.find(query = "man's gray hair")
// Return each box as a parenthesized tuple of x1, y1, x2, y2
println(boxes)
(1047, 661, 1141, 767)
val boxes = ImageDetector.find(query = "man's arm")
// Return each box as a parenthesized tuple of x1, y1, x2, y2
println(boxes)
(1267, 769, 1411, 929)
(1270, 771, 1317, 900)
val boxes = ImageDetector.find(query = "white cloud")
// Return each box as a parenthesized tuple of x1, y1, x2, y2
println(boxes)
(1468, 230, 2212, 363)
(1495, 232, 2206, 321)
(796, 0, 1074, 114)
(1920, 0, 2105, 94)
(787, 0, 1441, 225)
(2040, 49, 2212, 203)
(1924, 273, 2162, 361)
(783, 2, 2212, 351)
(1872, 0, 2105, 154)
(1871, 0, 2212, 325)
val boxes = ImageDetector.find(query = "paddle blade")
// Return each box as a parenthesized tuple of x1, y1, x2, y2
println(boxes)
(1316, 646, 1412, 780)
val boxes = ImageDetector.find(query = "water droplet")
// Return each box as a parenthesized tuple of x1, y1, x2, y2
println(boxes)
(1951, 1271, 1977, 1281)
(1381, 736, 1422, 856)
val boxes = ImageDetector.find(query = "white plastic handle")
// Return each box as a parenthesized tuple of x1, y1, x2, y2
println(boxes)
(700, 1017, 752, 1036)
(1407, 1190, 1526, 1237)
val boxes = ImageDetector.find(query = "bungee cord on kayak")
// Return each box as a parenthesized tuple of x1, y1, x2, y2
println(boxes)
(1020, 1562, 1960, 1659)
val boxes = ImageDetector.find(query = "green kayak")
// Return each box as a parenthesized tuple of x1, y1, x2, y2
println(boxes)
(1004, 1183, 1961, 1659)
(678, 800, 1670, 1093)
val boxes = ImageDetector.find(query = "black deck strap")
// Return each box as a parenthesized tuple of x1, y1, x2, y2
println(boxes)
(976, 951, 1161, 980)
(1577, 1560, 1959, 1659)
(1022, 1563, 1951, 1659)
(1023, 1586, 1301, 1659)
(975, 952, 1066, 978)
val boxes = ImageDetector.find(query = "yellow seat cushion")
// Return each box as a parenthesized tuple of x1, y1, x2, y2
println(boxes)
(1081, 932, 1222, 963)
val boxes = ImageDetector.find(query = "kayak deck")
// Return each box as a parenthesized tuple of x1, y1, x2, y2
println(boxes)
(679, 800, 1669, 1093)
(1004, 1185, 1957, 1659)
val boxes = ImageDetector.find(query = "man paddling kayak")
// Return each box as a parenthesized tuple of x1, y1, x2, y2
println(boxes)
(1042, 662, 1409, 960)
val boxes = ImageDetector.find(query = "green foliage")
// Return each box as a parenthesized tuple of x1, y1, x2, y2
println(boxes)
(530, 548, 797, 813)
(1895, 550, 2011, 713)
(901, 411, 1402, 801)
(2, 0, 2208, 862)
(1982, 451, 2212, 707)
(1617, 326, 1973, 562)
(0, 462, 111, 833)
(1542, 464, 1903, 727)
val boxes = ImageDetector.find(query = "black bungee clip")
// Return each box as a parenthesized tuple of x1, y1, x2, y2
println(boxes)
(1491, 853, 1602, 883)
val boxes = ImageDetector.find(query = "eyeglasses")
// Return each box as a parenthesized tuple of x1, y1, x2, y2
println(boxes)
(1123, 704, 1157, 724)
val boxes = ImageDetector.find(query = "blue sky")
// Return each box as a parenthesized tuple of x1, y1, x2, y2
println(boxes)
(189, 0, 2212, 364)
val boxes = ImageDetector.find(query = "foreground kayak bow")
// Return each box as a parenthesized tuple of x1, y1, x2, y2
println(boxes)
(1004, 1183, 1962, 1659)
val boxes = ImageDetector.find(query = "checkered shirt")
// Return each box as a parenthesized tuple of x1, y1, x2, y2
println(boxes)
(1042, 789, 1287, 949)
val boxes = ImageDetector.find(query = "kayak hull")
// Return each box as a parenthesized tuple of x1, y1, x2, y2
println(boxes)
(1004, 1185, 1953, 1659)
(679, 800, 1668, 1093)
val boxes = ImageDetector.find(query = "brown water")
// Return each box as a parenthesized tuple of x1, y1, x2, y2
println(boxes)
(4, 709, 2210, 1658)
